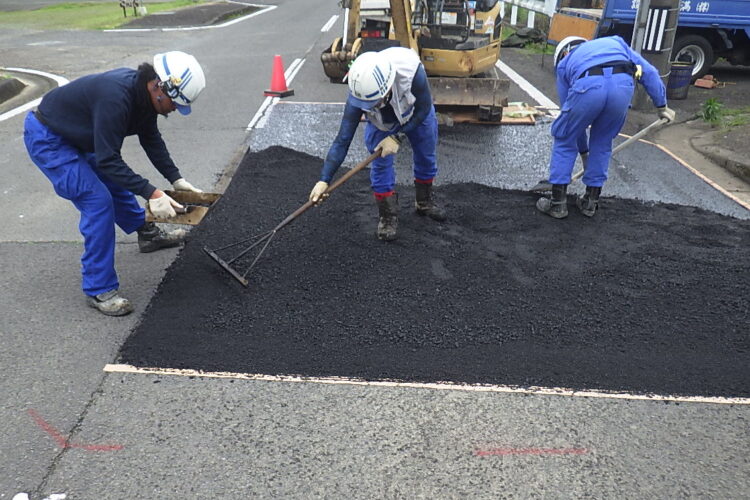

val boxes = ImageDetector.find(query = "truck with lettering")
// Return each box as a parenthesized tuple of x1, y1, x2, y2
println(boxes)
(548, 0, 750, 79)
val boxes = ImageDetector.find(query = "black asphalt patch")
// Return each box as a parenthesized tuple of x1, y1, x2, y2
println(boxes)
(118, 147, 750, 398)
(120, 2, 258, 29)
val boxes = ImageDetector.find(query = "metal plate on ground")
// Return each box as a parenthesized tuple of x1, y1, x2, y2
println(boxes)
(145, 190, 221, 226)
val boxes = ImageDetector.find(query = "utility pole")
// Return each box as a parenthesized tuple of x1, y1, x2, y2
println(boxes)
(630, 0, 681, 109)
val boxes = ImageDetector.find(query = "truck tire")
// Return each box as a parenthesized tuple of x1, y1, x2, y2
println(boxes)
(672, 34, 715, 80)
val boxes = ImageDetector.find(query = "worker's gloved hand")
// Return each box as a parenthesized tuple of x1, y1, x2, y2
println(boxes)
(148, 192, 183, 219)
(376, 135, 400, 157)
(657, 106, 676, 123)
(634, 64, 643, 80)
(309, 181, 330, 205)
(172, 178, 203, 193)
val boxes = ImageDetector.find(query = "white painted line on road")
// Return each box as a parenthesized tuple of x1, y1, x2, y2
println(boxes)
(321, 15, 339, 32)
(495, 60, 558, 115)
(0, 67, 69, 122)
(103, 2, 276, 32)
(247, 58, 304, 131)
(104, 364, 750, 406)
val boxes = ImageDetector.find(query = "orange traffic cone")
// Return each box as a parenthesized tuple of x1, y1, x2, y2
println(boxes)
(264, 55, 294, 98)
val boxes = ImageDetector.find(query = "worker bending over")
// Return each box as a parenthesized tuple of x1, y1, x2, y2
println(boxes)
(309, 47, 446, 241)
(537, 36, 675, 219)
(24, 51, 206, 316)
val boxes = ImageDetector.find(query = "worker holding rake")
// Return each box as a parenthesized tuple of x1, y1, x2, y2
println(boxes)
(537, 36, 675, 219)
(24, 51, 206, 316)
(309, 47, 446, 241)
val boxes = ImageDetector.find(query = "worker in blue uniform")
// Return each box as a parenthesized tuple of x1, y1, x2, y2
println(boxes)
(537, 36, 676, 218)
(24, 51, 206, 316)
(308, 47, 446, 241)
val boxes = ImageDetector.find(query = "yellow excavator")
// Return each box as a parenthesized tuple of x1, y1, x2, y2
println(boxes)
(321, 0, 510, 123)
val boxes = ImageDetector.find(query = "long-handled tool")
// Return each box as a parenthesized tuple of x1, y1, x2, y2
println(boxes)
(204, 151, 380, 287)
(529, 117, 669, 193)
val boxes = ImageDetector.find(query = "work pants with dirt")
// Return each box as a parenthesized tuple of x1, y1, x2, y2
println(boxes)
(549, 70, 634, 187)
(364, 106, 438, 196)
(23, 112, 146, 297)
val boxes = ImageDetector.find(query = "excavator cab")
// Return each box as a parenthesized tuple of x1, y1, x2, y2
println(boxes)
(412, 0, 503, 77)
(321, 0, 509, 123)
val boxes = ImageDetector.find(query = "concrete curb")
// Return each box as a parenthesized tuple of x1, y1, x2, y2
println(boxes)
(691, 130, 750, 183)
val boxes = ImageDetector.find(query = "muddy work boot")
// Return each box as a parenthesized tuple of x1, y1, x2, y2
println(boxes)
(536, 183, 568, 219)
(376, 194, 399, 241)
(86, 290, 134, 317)
(137, 222, 187, 253)
(576, 186, 602, 217)
(414, 182, 447, 221)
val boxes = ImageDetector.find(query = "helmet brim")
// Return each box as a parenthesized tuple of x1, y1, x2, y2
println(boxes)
(347, 93, 380, 111)
(175, 103, 191, 116)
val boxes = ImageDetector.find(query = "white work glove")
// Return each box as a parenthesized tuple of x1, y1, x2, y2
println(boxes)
(376, 135, 400, 157)
(148, 192, 183, 219)
(309, 181, 330, 204)
(172, 178, 203, 193)
(657, 106, 676, 123)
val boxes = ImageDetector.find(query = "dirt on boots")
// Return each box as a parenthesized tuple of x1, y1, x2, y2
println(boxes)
(576, 186, 602, 217)
(86, 289, 134, 316)
(414, 181, 447, 222)
(138, 222, 187, 253)
(536, 183, 569, 219)
(376, 194, 399, 241)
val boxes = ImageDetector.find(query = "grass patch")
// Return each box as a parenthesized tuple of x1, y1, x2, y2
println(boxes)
(0, 0, 200, 30)
(700, 98, 750, 128)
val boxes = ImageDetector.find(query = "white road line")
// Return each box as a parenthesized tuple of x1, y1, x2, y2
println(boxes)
(247, 57, 304, 131)
(495, 60, 558, 113)
(103, 2, 276, 33)
(0, 68, 69, 122)
(104, 364, 750, 406)
(321, 15, 339, 32)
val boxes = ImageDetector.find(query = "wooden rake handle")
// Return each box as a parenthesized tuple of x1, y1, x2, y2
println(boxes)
(271, 151, 381, 232)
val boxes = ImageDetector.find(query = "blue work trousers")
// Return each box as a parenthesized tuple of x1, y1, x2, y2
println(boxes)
(23, 112, 145, 297)
(549, 71, 635, 187)
(363, 106, 438, 194)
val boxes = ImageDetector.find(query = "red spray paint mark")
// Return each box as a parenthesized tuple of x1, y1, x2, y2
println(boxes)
(474, 447, 589, 457)
(28, 409, 124, 452)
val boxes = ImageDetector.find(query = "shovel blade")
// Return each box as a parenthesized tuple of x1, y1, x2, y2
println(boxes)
(529, 179, 553, 193)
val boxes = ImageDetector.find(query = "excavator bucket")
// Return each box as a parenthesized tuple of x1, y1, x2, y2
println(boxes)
(321, 37, 362, 83)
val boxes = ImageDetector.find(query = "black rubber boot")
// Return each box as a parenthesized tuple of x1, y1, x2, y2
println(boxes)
(536, 184, 569, 219)
(576, 186, 602, 217)
(137, 222, 186, 253)
(376, 194, 399, 241)
(414, 182, 447, 221)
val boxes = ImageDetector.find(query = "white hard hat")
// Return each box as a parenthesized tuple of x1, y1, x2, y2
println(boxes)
(554, 36, 587, 68)
(153, 51, 206, 115)
(346, 51, 396, 111)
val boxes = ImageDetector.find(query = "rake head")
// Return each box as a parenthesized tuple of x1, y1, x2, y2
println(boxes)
(203, 230, 277, 288)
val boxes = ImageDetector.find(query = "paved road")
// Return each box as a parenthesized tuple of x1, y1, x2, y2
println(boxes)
(1, 1, 748, 498)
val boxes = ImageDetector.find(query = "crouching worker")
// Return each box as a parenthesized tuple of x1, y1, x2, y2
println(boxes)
(537, 36, 675, 219)
(24, 51, 206, 316)
(308, 47, 446, 241)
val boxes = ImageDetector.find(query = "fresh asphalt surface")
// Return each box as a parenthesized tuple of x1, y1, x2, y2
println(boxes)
(1, 1, 749, 498)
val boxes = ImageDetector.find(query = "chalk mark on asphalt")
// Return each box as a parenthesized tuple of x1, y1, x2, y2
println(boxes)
(28, 409, 123, 452)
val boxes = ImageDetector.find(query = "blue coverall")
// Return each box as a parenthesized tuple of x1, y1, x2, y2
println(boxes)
(23, 68, 183, 297)
(320, 64, 438, 197)
(550, 36, 667, 187)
